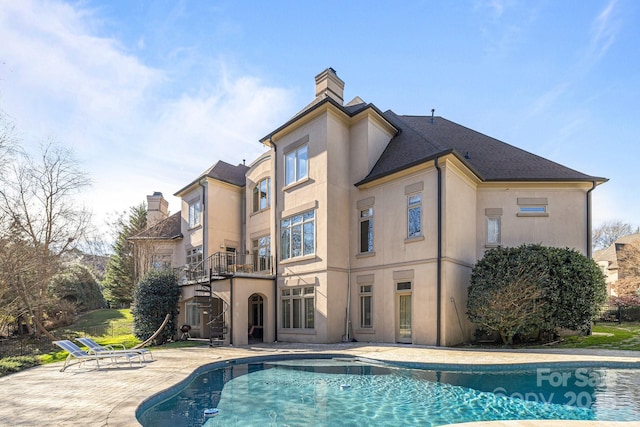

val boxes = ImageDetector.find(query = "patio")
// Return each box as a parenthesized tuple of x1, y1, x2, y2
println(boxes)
(1, 343, 638, 426)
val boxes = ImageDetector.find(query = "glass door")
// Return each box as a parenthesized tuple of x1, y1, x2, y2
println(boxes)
(397, 293, 412, 343)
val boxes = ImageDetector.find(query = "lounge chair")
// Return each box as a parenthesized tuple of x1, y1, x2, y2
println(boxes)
(76, 337, 153, 361)
(53, 340, 140, 372)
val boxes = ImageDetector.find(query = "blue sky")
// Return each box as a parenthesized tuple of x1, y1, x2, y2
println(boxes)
(0, 0, 638, 237)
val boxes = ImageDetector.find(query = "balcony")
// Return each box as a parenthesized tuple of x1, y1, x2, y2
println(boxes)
(176, 251, 274, 284)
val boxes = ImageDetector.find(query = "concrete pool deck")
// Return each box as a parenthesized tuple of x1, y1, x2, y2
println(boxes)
(1, 342, 639, 426)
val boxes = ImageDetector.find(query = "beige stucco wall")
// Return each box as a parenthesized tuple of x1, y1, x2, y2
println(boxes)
(245, 152, 273, 255)
(206, 180, 244, 254)
(231, 277, 275, 346)
(177, 186, 203, 265)
(476, 183, 591, 258)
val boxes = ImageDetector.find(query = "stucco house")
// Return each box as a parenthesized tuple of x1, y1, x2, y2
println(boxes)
(131, 68, 606, 347)
(594, 233, 640, 296)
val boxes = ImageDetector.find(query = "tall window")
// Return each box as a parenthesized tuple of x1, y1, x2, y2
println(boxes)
(285, 144, 308, 186)
(281, 210, 315, 260)
(407, 194, 422, 238)
(252, 236, 271, 271)
(252, 178, 270, 213)
(188, 199, 201, 228)
(360, 285, 373, 328)
(281, 287, 314, 329)
(359, 208, 373, 253)
(487, 217, 501, 246)
(186, 246, 203, 267)
(485, 208, 503, 246)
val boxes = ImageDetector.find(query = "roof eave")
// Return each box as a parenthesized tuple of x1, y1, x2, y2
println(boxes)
(260, 97, 397, 144)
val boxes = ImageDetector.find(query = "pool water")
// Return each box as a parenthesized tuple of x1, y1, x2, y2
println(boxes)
(138, 358, 640, 426)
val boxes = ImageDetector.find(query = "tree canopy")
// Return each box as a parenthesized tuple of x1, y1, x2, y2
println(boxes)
(467, 244, 607, 346)
(102, 204, 147, 306)
(48, 264, 106, 313)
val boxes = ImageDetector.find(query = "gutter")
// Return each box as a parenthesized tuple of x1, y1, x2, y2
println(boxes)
(435, 156, 443, 347)
(587, 180, 597, 258)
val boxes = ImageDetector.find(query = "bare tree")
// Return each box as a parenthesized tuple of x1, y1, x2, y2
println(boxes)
(593, 220, 635, 250)
(614, 239, 640, 297)
(0, 140, 92, 334)
(468, 269, 545, 347)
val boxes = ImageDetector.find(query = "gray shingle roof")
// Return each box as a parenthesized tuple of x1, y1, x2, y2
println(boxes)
(129, 212, 182, 240)
(357, 111, 606, 185)
(175, 160, 249, 196)
(203, 160, 249, 186)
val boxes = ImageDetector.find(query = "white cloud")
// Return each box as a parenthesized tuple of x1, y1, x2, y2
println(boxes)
(0, 0, 294, 237)
(588, 0, 620, 62)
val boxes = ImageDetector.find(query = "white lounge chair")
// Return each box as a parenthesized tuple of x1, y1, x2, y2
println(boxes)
(53, 340, 140, 372)
(76, 337, 153, 361)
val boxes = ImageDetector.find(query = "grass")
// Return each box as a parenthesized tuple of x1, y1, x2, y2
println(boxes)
(39, 309, 205, 364)
(0, 356, 40, 376)
(549, 322, 640, 351)
(40, 308, 140, 364)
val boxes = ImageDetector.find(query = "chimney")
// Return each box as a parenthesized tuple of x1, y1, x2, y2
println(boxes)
(147, 191, 169, 228)
(315, 68, 345, 104)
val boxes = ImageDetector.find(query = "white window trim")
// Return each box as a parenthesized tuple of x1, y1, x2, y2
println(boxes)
(280, 286, 315, 330)
(359, 207, 374, 254)
(280, 209, 316, 261)
(407, 193, 422, 239)
(284, 144, 309, 187)
(188, 199, 202, 228)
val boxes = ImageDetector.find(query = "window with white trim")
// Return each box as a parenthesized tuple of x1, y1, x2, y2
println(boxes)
(281, 287, 314, 329)
(359, 207, 373, 253)
(252, 236, 271, 272)
(186, 246, 203, 268)
(252, 178, 271, 213)
(281, 210, 315, 260)
(517, 198, 549, 217)
(486, 217, 501, 245)
(188, 199, 202, 228)
(407, 193, 422, 238)
(285, 144, 308, 186)
(360, 285, 373, 328)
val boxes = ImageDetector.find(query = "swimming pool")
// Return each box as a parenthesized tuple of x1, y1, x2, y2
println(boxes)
(137, 355, 640, 426)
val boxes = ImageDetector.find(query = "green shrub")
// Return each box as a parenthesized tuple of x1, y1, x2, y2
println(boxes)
(131, 270, 179, 344)
(467, 244, 607, 345)
(0, 356, 40, 377)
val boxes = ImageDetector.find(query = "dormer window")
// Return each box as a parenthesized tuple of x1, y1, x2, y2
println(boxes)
(252, 178, 271, 213)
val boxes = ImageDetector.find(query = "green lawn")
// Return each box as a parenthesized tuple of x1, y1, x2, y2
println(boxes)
(1, 308, 205, 375)
(39, 308, 205, 364)
(549, 322, 640, 351)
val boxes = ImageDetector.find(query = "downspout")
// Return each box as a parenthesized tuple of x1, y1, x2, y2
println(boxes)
(435, 157, 443, 347)
(345, 255, 351, 342)
(587, 180, 597, 258)
(269, 136, 278, 342)
(229, 276, 233, 345)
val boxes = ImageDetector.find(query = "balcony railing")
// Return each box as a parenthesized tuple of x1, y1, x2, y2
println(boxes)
(176, 251, 273, 284)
